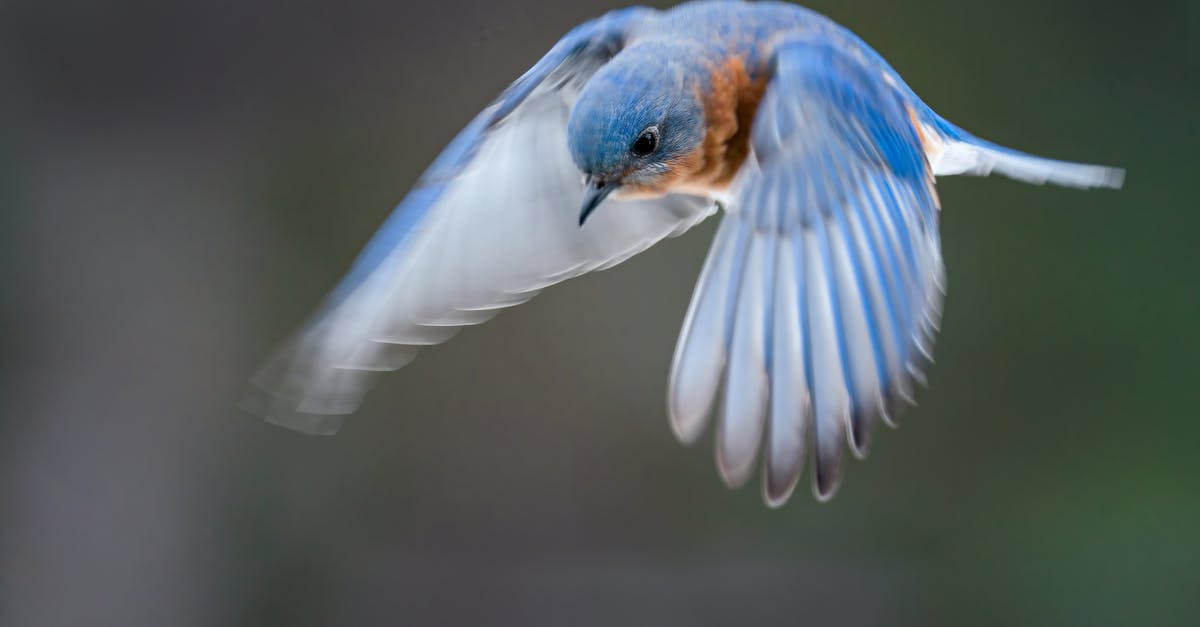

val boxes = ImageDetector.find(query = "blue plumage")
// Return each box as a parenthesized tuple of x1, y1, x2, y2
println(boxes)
(247, 0, 1124, 505)
(567, 40, 707, 182)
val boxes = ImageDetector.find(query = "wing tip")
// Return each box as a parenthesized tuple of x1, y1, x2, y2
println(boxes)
(762, 457, 804, 509)
(812, 470, 843, 503)
(812, 439, 847, 503)
(667, 400, 710, 446)
(238, 386, 351, 436)
(263, 411, 346, 436)
(762, 484, 797, 509)
(847, 407, 874, 461)
(716, 434, 759, 490)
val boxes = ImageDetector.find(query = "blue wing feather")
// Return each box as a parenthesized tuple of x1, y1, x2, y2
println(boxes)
(834, 197, 888, 405)
(669, 32, 944, 502)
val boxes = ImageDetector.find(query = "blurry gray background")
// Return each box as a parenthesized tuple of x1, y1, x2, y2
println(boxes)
(2, 1, 1197, 625)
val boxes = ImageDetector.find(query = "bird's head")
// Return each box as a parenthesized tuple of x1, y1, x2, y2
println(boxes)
(567, 57, 706, 225)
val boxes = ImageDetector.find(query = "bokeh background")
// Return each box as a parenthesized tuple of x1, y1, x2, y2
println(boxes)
(2, 1, 1197, 625)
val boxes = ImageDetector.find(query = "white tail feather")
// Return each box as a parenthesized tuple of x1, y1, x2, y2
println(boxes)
(930, 135, 1125, 190)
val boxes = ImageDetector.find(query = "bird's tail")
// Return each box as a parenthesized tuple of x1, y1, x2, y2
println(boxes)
(922, 118, 1125, 190)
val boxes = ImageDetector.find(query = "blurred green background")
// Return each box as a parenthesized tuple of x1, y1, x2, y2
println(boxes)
(1, 1, 1197, 625)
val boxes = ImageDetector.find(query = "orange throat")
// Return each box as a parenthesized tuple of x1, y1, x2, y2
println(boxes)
(615, 55, 767, 201)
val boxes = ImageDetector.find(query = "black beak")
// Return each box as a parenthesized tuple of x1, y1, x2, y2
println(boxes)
(579, 176, 618, 226)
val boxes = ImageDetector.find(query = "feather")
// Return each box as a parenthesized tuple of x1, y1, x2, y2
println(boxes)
(668, 216, 743, 443)
(763, 232, 810, 507)
(804, 223, 850, 501)
(717, 230, 770, 487)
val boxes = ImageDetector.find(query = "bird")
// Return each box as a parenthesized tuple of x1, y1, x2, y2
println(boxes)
(243, 0, 1124, 506)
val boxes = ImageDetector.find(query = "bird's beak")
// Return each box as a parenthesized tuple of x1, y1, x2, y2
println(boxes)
(579, 176, 618, 226)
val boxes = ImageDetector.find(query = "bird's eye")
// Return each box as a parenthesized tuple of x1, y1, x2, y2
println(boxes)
(631, 127, 659, 157)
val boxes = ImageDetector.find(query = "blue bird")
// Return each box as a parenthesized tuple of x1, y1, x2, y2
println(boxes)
(245, 1, 1123, 505)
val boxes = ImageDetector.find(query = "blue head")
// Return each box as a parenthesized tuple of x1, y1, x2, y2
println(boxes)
(567, 44, 707, 224)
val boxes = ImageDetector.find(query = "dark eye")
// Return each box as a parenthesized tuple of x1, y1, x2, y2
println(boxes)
(630, 127, 659, 157)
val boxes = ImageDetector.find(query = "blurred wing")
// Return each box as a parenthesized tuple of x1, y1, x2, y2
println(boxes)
(246, 11, 715, 434)
(668, 35, 944, 504)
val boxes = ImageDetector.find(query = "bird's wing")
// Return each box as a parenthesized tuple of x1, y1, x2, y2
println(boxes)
(668, 34, 944, 505)
(245, 10, 715, 434)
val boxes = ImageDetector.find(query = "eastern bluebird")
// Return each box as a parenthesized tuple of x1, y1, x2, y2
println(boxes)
(245, 0, 1123, 505)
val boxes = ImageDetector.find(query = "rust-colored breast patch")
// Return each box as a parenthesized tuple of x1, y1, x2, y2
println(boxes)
(682, 56, 768, 192)
(618, 55, 768, 199)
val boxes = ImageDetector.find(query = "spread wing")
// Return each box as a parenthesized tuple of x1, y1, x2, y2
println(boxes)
(245, 10, 715, 434)
(668, 34, 944, 504)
